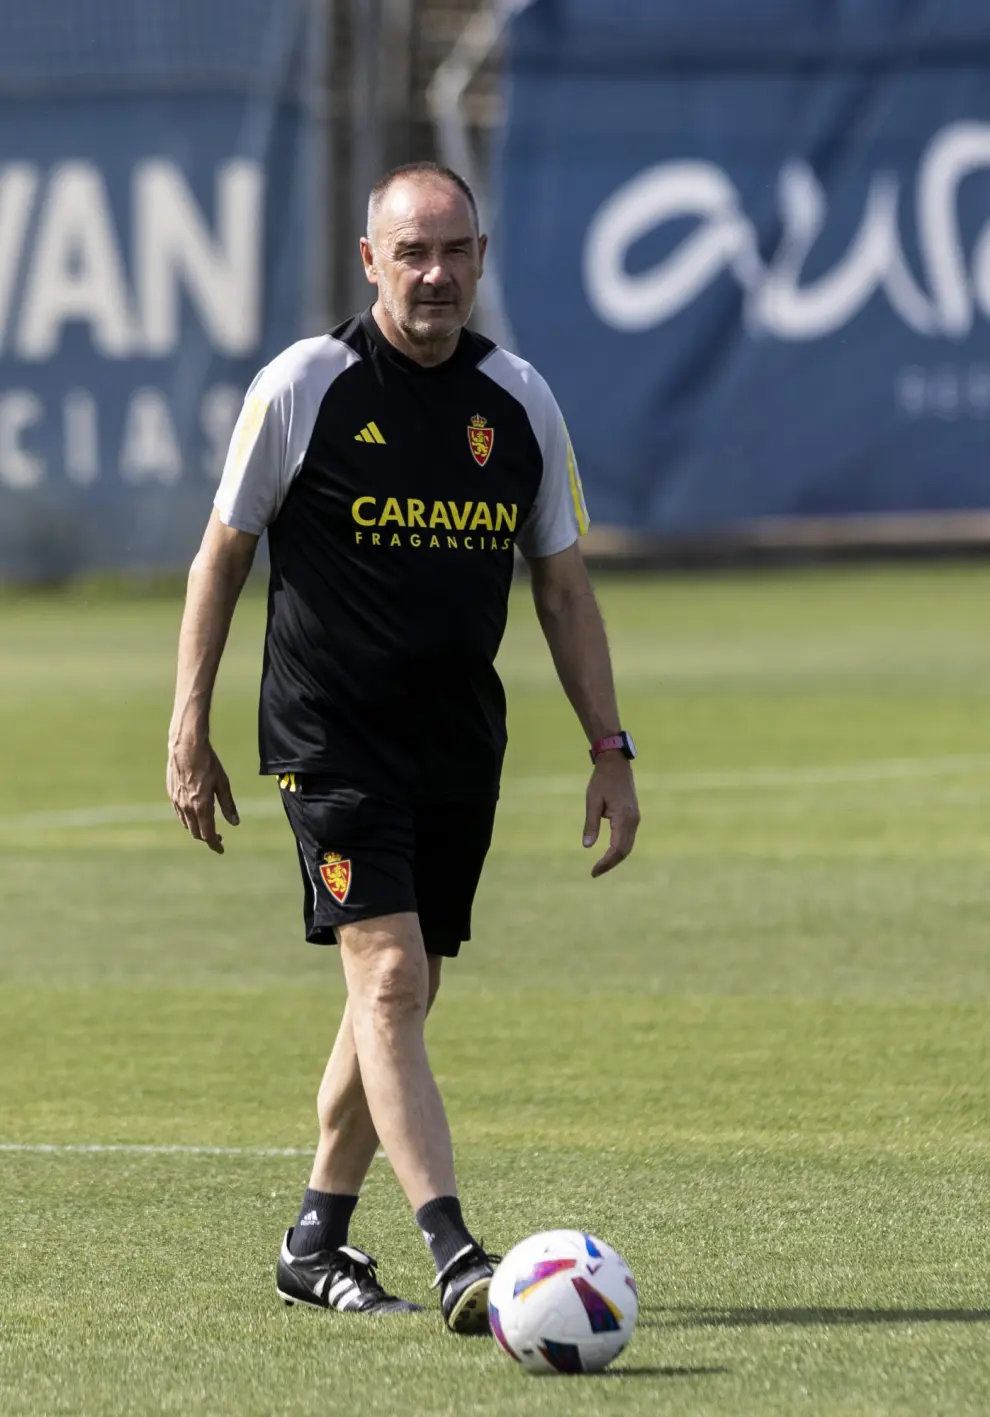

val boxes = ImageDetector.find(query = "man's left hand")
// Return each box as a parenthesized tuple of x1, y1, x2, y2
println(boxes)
(582, 754, 640, 878)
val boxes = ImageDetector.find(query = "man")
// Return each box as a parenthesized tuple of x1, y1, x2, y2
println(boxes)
(167, 163, 639, 1333)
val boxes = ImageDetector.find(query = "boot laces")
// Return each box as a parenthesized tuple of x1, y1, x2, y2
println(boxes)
(332, 1245, 389, 1301)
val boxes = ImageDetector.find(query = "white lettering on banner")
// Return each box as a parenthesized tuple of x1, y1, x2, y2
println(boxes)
(134, 160, 262, 356)
(119, 388, 182, 485)
(0, 166, 39, 355)
(18, 163, 137, 359)
(584, 121, 990, 341)
(0, 384, 245, 486)
(64, 389, 100, 485)
(0, 160, 264, 358)
(897, 363, 990, 419)
(585, 161, 762, 333)
(0, 391, 45, 487)
(200, 384, 243, 480)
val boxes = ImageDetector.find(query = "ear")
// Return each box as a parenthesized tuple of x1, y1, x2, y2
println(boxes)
(359, 236, 378, 286)
(478, 233, 488, 279)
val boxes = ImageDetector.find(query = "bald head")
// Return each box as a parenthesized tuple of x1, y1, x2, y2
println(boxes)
(366, 163, 479, 247)
(360, 164, 487, 366)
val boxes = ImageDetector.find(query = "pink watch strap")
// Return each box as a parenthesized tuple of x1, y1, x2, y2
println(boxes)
(591, 734, 625, 759)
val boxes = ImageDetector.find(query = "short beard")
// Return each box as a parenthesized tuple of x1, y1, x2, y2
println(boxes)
(380, 285, 470, 347)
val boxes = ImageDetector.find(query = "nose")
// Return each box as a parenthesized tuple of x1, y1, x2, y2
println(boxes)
(422, 263, 447, 287)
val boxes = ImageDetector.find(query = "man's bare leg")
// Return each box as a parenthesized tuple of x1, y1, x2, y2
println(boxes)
(307, 1000, 380, 1194)
(287, 954, 443, 1252)
(308, 954, 444, 1195)
(283, 918, 490, 1331)
(335, 914, 493, 1332)
(338, 915, 456, 1209)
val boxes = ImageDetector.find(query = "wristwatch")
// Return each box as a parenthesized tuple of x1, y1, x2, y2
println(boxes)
(589, 731, 636, 764)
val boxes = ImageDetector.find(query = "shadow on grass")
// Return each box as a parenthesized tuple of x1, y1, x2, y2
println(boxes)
(642, 1307, 990, 1330)
(604, 1365, 730, 1380)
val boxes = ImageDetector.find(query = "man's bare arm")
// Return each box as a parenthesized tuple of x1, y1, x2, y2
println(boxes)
(167, 510, 259, 853)
(528, 542, 640, 877)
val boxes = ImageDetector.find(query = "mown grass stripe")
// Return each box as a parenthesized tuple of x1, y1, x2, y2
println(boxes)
(0, 1143, 313, 1156)
(4, 755, 990, 831)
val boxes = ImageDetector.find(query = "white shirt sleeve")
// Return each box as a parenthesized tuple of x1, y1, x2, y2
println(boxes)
(214, 334, 360, 534)
(213, 373, 290, 535)
(515, 391, 589, 560)
(478, 347, 589, 560)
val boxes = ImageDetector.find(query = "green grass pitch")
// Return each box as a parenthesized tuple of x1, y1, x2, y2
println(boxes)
(1, 564, 988, 1416)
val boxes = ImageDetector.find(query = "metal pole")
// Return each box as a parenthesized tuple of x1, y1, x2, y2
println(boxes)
(426, 0, 535, 350)
(351, 0, 385, 312)
(303, 0, 333, 333)
(382, 0, 415, 169)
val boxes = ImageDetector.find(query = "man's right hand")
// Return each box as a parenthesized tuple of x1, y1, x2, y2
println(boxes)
(167, 736, 239, 854)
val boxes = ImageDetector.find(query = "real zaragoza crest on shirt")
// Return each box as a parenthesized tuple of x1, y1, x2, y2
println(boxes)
(468, 414, 494, 467)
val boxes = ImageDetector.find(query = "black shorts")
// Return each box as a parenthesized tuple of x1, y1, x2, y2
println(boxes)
(278, 775, 497, 957)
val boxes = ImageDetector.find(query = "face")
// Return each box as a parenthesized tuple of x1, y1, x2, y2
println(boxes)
(361, 178, 486, 346)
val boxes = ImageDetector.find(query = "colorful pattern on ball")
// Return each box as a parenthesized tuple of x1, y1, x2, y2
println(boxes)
(571, 1275, 623, 1333)
(539, 1339, 584, 1374)
(486, 1231, 638, 1377)
(489, 1303, 519, 1362)
(512, 1257, 577, 1299)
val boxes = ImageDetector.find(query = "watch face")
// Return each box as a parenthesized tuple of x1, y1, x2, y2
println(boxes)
(622, 731, 637, 760)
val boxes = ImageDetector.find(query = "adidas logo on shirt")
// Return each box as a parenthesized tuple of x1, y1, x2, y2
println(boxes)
(299, 1209, 320, 1227)
(354, 421, 386, 444)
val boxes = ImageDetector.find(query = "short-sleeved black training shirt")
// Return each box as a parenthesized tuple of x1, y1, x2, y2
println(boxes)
(214, 310, 589, 802)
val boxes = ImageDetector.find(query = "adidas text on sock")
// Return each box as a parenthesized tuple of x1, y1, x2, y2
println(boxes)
(289, 1190, 359, 1257)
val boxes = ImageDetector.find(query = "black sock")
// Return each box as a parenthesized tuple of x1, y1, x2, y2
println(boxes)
(289, 1189, 359, 1257)
(415, 1195, 477, 1275)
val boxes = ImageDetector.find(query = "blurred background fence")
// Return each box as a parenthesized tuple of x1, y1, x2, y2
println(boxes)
(2, 0, 990, 579)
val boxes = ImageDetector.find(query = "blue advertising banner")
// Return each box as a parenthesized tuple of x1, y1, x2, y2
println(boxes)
(0, 1, 313, 578)
(500, 0, 990, 536)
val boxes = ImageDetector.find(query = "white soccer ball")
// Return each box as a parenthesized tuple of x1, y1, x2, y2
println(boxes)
(488, 1229, 638, 1375)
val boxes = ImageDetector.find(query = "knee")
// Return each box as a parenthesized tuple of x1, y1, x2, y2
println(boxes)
(357, 946, 428, 1026)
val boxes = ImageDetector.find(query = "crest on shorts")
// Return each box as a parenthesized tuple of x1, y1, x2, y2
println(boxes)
(467, 414, 494, 467)
(319, 851, 352, 904)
